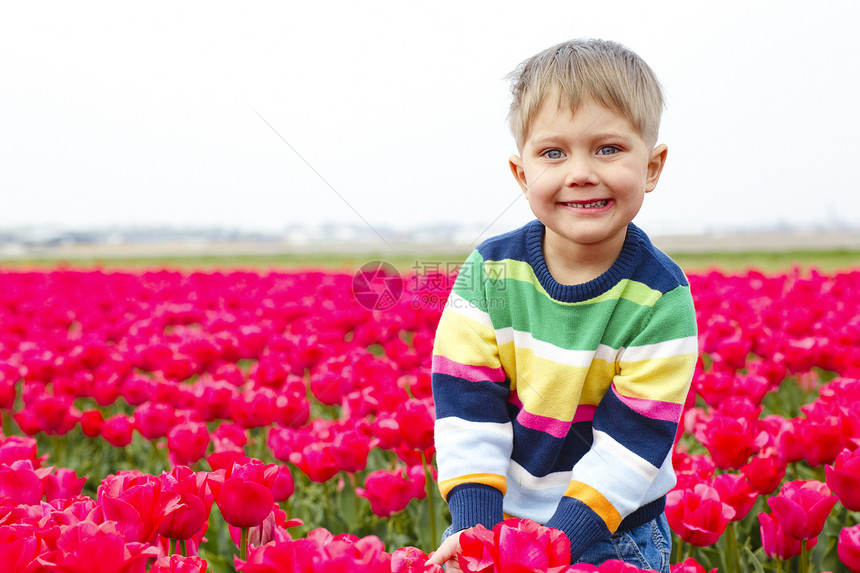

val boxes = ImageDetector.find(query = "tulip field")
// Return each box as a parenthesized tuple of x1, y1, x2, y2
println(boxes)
(1, 259, 860, 572)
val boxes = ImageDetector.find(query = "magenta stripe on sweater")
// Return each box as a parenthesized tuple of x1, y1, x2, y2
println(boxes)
(432, 355, 506, 383)
(572, 404, 597, 423)
(612, 385, 682, 422)
(508, 388, 523, 409)
(516, 410, 571, 438)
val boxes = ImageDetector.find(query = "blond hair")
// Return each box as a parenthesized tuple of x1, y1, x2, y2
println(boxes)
(507, 39, 664, 149)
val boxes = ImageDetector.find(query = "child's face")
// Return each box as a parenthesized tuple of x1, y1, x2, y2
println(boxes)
(509, 97, 667, 261)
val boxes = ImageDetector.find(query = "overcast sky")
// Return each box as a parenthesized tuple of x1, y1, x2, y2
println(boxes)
(2, 1, 859, 244)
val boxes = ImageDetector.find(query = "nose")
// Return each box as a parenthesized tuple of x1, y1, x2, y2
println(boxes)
(563, 155, 598, 187)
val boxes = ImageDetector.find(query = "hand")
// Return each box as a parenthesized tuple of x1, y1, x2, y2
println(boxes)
(425, 529, 464, 572)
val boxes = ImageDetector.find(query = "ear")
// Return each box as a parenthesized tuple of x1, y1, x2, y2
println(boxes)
(645, 144, 668, 193)
(509, 155, 529, 195)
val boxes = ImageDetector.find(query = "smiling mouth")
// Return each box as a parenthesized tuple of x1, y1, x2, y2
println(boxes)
(562, 200, 609, 209)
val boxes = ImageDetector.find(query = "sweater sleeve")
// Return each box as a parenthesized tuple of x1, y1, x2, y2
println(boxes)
(545, 284, 698, 560)
(431, 250, 513, 533)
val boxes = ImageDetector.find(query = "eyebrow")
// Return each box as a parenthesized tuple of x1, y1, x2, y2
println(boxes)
(528, 131, 635, 147)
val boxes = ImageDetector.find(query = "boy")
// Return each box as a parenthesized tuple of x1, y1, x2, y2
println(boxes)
(426, 39, 697, 572)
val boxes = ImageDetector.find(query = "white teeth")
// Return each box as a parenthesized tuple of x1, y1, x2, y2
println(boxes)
(565, 200, 608, 208)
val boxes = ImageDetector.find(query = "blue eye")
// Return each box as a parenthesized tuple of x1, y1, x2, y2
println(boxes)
(597, 146, 620, 156)
(543, 149, 564, 159)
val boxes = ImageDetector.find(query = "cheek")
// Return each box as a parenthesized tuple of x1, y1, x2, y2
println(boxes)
(524, 169, 559, 195)
(605, 166, 647, 193)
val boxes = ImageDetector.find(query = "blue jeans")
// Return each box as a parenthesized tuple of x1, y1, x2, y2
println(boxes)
(440, 514, 671, 573)
(577, 514, 671, 573)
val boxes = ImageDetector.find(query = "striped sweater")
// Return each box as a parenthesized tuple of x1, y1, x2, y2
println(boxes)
(431, 219, 698, 560)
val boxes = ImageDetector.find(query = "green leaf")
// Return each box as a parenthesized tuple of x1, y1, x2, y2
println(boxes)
(742, 545, 766, 573)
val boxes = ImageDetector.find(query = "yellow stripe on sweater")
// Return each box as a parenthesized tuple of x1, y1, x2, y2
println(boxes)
(500, 344, 615, 419)
(563, 480, 623, 532)
(438, 473, 508, 500)
(433, 310, 501, 370)
(615, 353, 697, 404)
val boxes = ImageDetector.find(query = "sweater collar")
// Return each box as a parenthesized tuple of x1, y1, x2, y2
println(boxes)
(524, 219, 642, 302)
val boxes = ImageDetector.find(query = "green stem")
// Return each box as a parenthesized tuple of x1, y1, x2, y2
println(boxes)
(423, 449, 437, 545)
(146, 438, 158, 469)
(324, 479, 337, 532)
(727, 521, 740, 573)
(674, 535, 684, 565)
(50, 435, 61, 468)
(814, 465, 826, 482)
(253, 428, 267, 461)
(800, 538, 809, 573)
(180, 539, 187, 557)
(240, 527, 249, 562)
(349, 473, 360, 520)
(386, 514, 395, 548)
(776, 558, 782, 573)
(2, 410, 11, 437)
(169, 538, 176, 556)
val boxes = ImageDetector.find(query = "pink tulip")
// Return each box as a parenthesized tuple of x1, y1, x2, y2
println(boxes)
(21, 393, 79, 436)
(194, 376, 238, 420)
(694, 412, 766, 470)
(228, 504, 303, 549)
(101, 414, 134, 448)
(274, 386, 310, 428)
(826, 448, 860, 511)
(0, 523, 44, 571)
(456, 518, 571, 573)
(796, 413, 846, 467)
(839, 524, 860, 573)
(773, 417, 806, 465)
(356, 466, 423, 518)
(0, 434, 43, 466)
(98, 471, 184, 544)
(158, 466, 220, 546)
(767, 480, 837, 540)
(213, 422, 248, 451)
(44, 468, 87, 502)
(167, 421, 211, 467)
(395, 398, 436, 451)
(0, 459, 51, 505)
(0, 361, 20, 409)
(157, 490, 206, 541)
(292, 442, 341, 483)
(712, 473, 758, 521)
(665, 483, 735, 546)
(150, 554, 208, 573)
(741, 453, 786, 495)
(134, 401, 177, 441)
(37, 520, 160, 572)
(235, 538, 317, 572)
(213, 461, 277, 528)
(80, 408, 105, 437)
(314, 530, 392, 572)
(230, 387, 278, 429)
(758, 512, 814, 560)
(330, 428, 372, 474)
(391, 546, 443, 573)
(670, 557, 717, 573)
(271, 464, 294, 502)
(495, 518, 570, 572)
